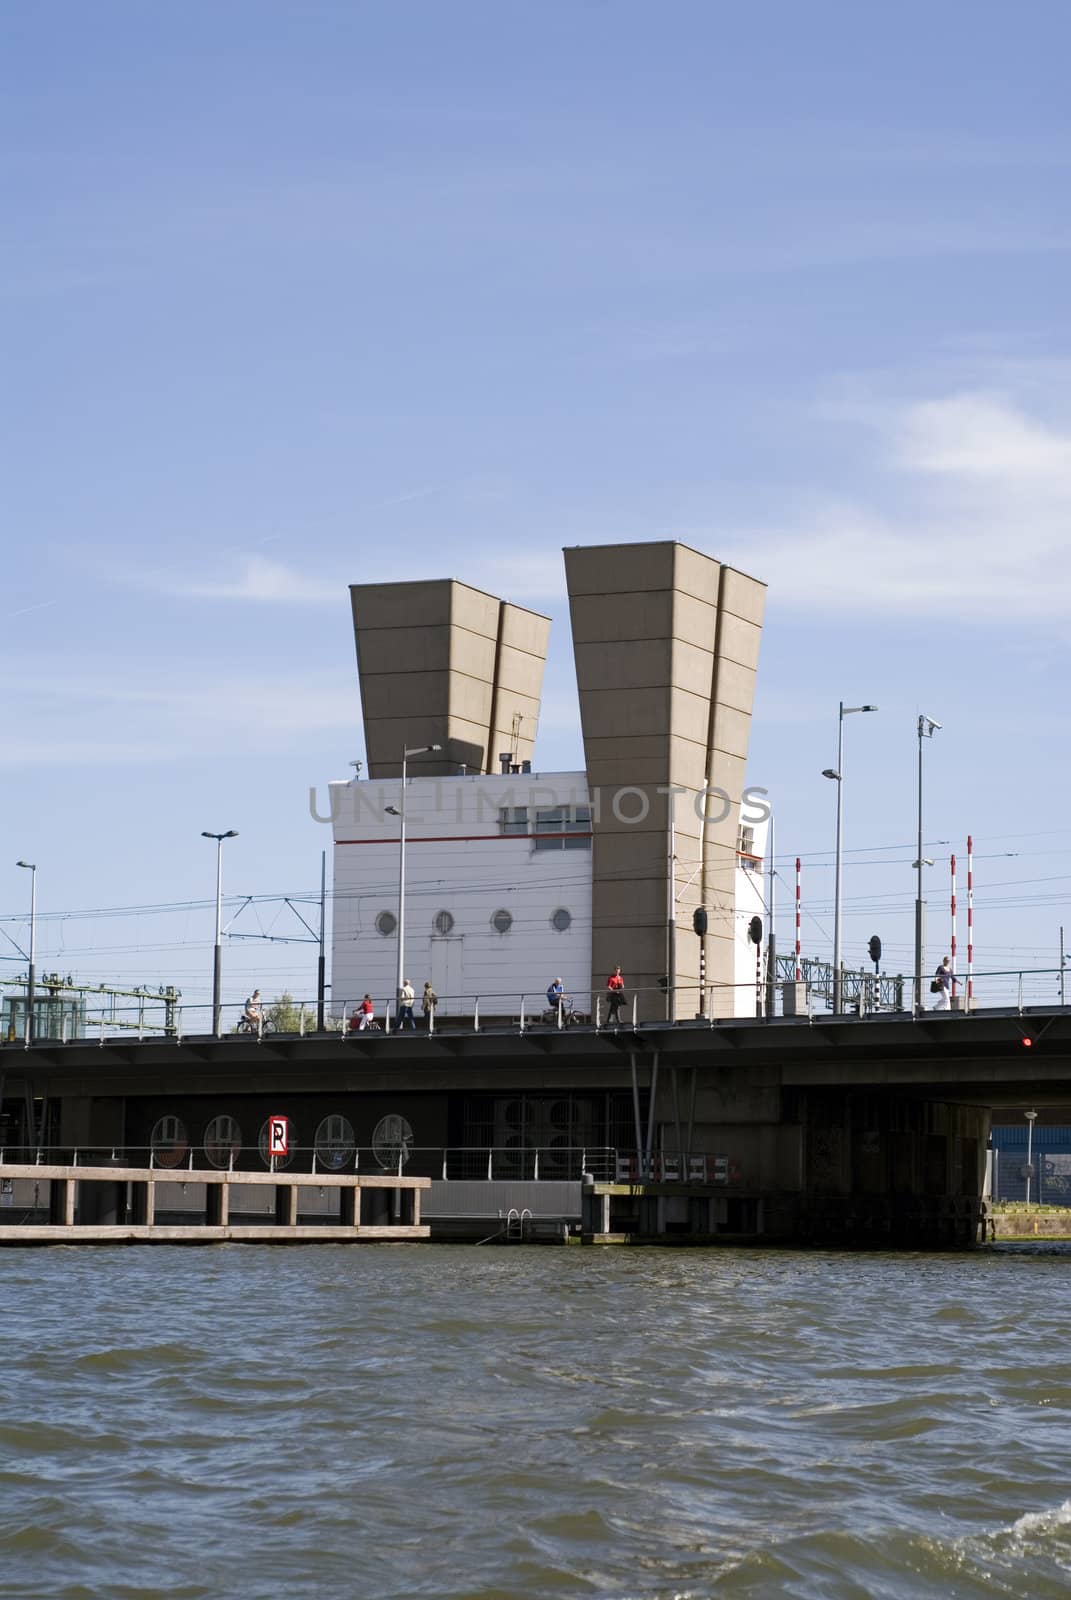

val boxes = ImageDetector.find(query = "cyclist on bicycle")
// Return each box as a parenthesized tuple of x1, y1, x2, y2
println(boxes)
(545, 978, 578, 1025)
(242, 990, 263, 1030)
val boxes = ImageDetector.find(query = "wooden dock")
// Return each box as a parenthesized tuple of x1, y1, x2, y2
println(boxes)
(0, 1162, 430, 1245)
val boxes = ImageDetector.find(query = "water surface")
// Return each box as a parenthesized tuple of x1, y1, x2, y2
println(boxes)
(2, 1244, 1070, 1598)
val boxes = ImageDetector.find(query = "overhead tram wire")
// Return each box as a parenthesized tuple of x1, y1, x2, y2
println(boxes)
(11, 872, 1068, 935)
(9, 821, 1071, 926)
(6, 832, 1069, 939)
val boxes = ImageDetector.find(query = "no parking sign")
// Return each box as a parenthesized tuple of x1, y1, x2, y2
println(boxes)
(268, 1116, 289, 1158)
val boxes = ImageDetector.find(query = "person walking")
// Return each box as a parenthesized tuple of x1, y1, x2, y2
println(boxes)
(932, 956, 953, 1011)
(606, 965, 626, 1026)
(397, 978, 416, 1030)
(422, 980, 438, 1029)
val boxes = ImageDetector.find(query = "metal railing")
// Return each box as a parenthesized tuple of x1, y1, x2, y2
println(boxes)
(775, 957, 905, 1013)
(7, 967, 1071, 1046)
(0, 1143, 620, 1183)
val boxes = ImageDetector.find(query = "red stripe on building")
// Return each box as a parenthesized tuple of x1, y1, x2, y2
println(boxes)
(335, 832, 594, 845)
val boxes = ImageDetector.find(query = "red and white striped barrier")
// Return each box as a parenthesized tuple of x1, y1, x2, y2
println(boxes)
(950, 853, 957, 997)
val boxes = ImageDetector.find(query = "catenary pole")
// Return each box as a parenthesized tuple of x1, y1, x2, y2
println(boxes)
(201, 831, 238, 1037)
(15, 862, 36, 1045)
(914, 715, 941, 1010)
(915, 722, 925, 1009)
(833, 705, 845, 1013)
(317, 849, 326, 1032)
(825, 703, 876, 1014)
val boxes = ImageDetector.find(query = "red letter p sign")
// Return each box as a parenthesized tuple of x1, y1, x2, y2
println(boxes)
(268, 1116, 289, 1158)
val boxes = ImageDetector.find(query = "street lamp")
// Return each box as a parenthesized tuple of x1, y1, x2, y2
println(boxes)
(201, 830, 238, 1036)
(1024, 1108, 1038, 1206)
(914, 715, 942, 1010)
(822, 703, 878, 1015)
(387, 745, 442, 1021)
(15, 861, 36, 1045)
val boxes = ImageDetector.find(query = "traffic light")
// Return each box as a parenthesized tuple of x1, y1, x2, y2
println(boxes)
(748, 916, 763, 946)
(1022, 1036, 1034, 1049)
(868, 935, 882, 966)
(692, 908, 708, 937)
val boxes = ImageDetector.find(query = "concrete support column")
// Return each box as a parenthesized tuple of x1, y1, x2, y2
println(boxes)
(339, 1185, 360, 1227)
(205, 1181, 229, 1227)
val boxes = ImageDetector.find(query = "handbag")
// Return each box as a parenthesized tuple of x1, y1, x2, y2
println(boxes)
(930, 979, 941, 994)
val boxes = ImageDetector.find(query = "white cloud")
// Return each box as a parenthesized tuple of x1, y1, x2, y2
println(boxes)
(79, 676, 359, 730)
(179, 556, 341, 604)
(894, 393, 1071, 480)
(0, 671, 359, 768)
(132, 556, 341, 605)
(0, 740, 179, 769)
(706, 386, 1071, 622)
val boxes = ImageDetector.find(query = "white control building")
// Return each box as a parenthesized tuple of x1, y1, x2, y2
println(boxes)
(329, 769, 769, 1021)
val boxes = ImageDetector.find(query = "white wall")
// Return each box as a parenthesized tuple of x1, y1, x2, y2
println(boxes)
(330, 771, 771, 1021)
(330, 772, 593, 1018)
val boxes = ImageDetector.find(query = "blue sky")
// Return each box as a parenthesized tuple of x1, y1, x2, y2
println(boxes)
(3, 0, 1070, 1018)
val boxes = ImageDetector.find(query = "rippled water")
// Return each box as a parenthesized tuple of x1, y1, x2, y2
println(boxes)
(2, 1245, 1071, 1599)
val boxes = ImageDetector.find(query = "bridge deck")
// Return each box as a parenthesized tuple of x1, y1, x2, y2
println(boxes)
(5, 1007, 1071, 1106)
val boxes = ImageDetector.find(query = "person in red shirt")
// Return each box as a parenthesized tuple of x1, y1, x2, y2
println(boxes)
(606, 965, 626, 1025)
(357, 994, 375, 1031)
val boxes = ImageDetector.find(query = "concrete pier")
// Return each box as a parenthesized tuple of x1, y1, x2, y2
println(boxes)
(0, 1162, 430, 1245)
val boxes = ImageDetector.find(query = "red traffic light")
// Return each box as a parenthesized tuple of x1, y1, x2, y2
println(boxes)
(1021, 1037, 1033, 1048)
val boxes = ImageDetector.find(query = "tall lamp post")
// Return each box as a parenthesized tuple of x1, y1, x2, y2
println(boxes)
(15, 861, 36, 1045)
(201, 830, 238, 1036)
(914, 715, 941, 1010)
(385, 744, 442, 1019)
(822, 703, 878, 1015)
(1024, 1108, 1038, 1206)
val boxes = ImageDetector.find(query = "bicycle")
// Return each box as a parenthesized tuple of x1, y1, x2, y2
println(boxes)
(235, 1015, 274, 1035)
(540, 999, 585, 1028)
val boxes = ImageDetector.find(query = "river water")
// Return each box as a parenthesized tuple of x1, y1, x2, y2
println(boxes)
(2, 1244, 1070, 1599)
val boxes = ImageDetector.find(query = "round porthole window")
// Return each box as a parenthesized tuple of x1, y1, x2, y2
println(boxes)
(551, 907, 572, 932)
(259, 1117, 297, 1170)
(203, 1114, 242, 1170)
(434, 910, 455, 935)
(491, 909, 513, 934)
(150, 1115, 188, 1170)
(376, 910, 397, 936)
(314, 1115, 356, 1173)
